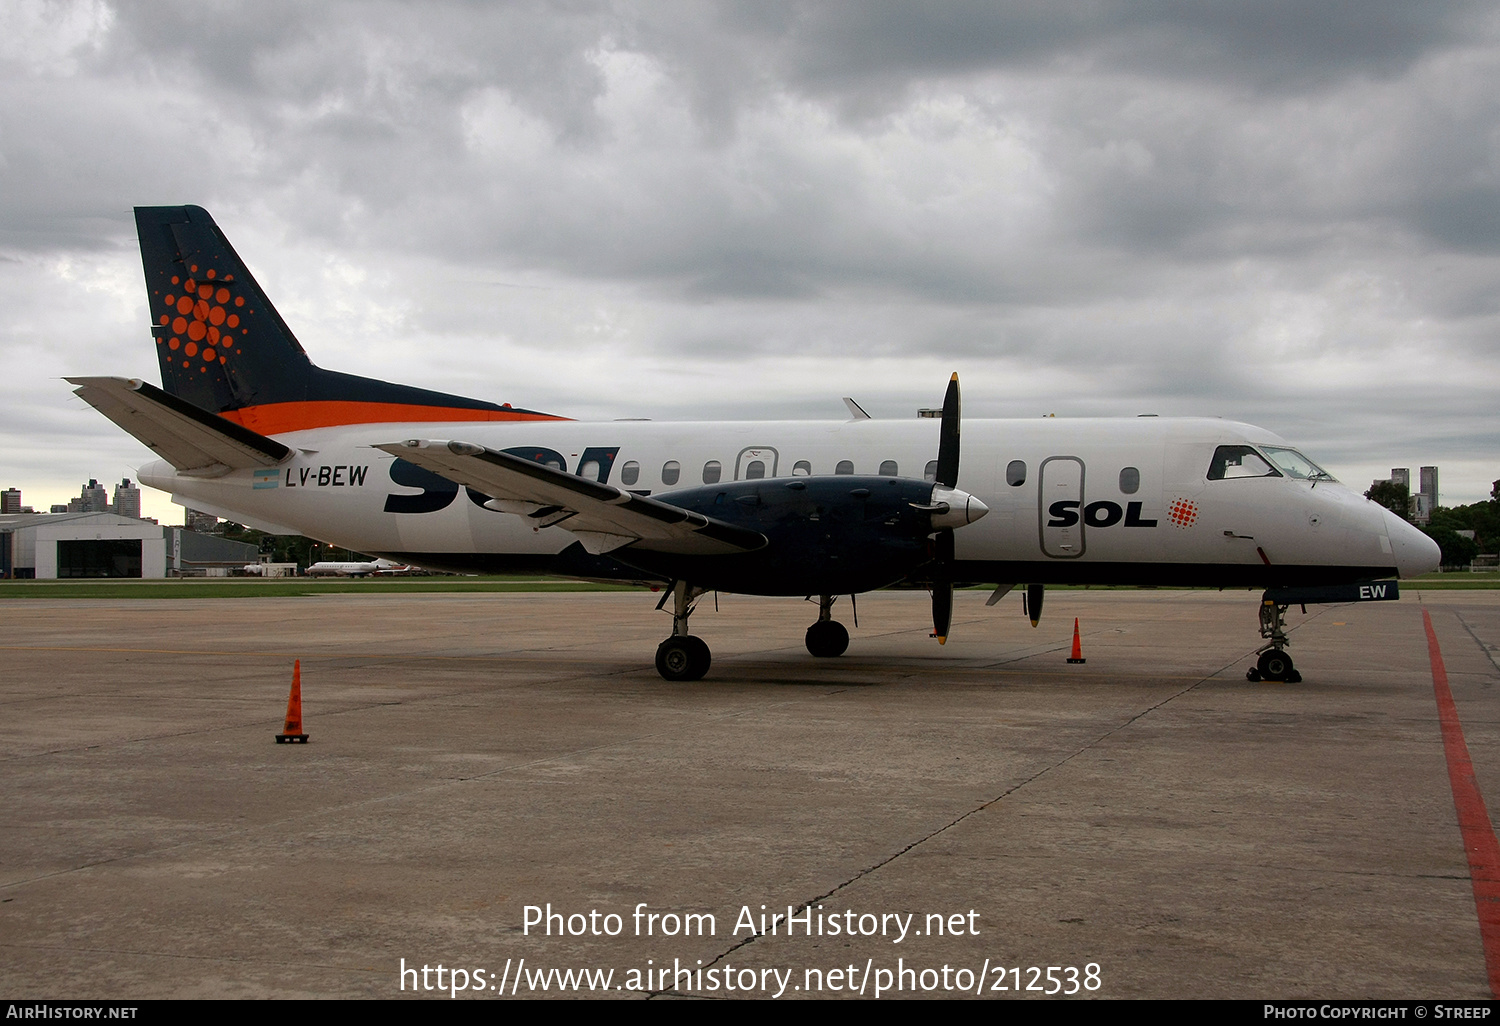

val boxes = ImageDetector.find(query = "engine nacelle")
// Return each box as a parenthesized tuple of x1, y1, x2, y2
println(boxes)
(613, 475, 986, 596)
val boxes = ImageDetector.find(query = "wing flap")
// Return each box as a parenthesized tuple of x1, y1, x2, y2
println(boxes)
(376, 439, 766, 556)
(68, 376, 291, 474)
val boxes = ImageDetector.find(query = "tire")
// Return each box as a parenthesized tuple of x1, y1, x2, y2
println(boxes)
(805, 620, 850, 658)
(656, 636, 711, 681)
(1257, 649, 1294, 683)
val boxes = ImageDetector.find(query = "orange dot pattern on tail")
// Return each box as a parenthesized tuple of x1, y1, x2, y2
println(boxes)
(156, 271, 245, 371)
(1167, 498, 1199, 528)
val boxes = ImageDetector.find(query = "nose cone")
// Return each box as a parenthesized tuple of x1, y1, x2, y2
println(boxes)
(930, 487, 989, 530)
(1383, 509, 1441, 578)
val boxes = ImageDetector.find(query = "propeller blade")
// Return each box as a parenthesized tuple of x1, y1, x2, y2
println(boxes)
(1026, 583, 1044, 627)
(932, 529, 955, 643)
(935, 372, 961, 488)
(933, 581, 953, 644)
(928, 372, 961, 643)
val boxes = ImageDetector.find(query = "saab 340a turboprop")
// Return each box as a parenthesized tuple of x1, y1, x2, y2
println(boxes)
(69, 206, 1439, 681)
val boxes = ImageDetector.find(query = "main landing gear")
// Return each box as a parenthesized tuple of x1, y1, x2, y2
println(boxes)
(1245, 597, 1302, 683)
(805, 595, 850, 658)
(655, 581, 711, 682)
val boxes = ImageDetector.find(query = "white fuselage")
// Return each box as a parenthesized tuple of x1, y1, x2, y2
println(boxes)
(138, 414, 1436, 585)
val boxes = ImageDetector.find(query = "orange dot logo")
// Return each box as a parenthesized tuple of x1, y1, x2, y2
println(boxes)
(1167, 498, 1199, 528)
(159, 271, 245, 382)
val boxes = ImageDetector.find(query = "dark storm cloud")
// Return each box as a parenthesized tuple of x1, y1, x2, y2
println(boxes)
(633, 1, 1492, 113)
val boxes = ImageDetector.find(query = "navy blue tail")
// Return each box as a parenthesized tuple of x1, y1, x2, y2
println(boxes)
(135, 206, 561, 433)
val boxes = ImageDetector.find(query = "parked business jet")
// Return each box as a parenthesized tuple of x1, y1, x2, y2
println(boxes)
(305, 558, 409, 577)
(69, 206, 1439, 681)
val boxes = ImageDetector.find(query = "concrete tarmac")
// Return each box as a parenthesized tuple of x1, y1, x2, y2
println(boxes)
(2, 586, 1497, 999)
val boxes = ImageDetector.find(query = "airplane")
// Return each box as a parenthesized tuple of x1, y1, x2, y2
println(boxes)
(305, 558, 410, 577)
(68, 205, 1441, 682)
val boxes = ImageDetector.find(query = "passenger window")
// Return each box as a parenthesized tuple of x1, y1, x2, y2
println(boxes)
(792, 460, 812, 476)
(577, 460, 600, 481)
(620, 461, 640, 486)
(879, 460, 898, 477)
(1207, 445, 1281, 481)
(1119, 467, 1140, 494)
(662, 460, 680, 486)
(745, 460, 765, 480)
(703, 460, 722, 484)
(1006, 460, 1026, 486)
(835, 460, 854, 475)
(924, 460, 938, 483)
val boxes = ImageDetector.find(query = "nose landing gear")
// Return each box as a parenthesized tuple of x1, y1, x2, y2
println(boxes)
(1246, 597, 1301, 683)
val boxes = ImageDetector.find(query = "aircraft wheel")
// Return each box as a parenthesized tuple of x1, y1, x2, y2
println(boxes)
(656, 636, 711, 682)
(1257, 649, 1294, 683)
(805, 620, 850, 658)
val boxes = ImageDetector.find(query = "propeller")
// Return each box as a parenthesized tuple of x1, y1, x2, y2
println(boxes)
(931, 373, 961, 644)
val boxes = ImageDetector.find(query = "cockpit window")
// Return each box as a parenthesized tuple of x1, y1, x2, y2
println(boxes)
(1207, 445, 1281, 481)
(1261, 446, 1335, 482)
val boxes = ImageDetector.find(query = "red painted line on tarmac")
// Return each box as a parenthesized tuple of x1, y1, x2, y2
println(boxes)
(1424, 608, 1500, 997)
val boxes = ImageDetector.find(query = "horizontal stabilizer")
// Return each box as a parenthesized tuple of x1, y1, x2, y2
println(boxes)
(68, 376, 291, 476)
(377, 439, 767, 557)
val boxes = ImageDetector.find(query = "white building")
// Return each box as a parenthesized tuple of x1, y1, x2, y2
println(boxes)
(1, 512, 166, 579)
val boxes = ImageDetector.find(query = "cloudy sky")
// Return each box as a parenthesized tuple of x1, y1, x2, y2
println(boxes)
(2, 0, 1498, 522)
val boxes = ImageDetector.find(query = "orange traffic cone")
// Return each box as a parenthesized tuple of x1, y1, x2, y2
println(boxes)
(1066, 618, 1086, 664)
(275, 659, 309, 743)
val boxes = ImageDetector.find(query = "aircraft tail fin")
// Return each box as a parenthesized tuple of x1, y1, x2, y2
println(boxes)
(135, 205, 565, 435)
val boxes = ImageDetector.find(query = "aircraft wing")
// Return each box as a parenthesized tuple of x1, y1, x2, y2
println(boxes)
(68, 376, 291, 476)
(375, 439, 767, 556)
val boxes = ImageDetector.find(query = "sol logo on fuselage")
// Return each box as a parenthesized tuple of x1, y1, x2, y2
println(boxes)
(1047, 500, 1159, 529)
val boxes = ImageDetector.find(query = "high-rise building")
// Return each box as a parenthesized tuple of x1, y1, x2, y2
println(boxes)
(1390, 468, 1410, 490)
(1420, 466, 1439, 507)
(112, 478, 141, 519)
(67, 479, 109, 514)
(1, 488, 20, 514)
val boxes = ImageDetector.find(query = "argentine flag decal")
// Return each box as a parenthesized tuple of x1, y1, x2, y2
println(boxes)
(253, 469, 280, 490)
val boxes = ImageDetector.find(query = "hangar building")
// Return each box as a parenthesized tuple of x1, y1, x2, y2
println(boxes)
(0, 514, 258, 579)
